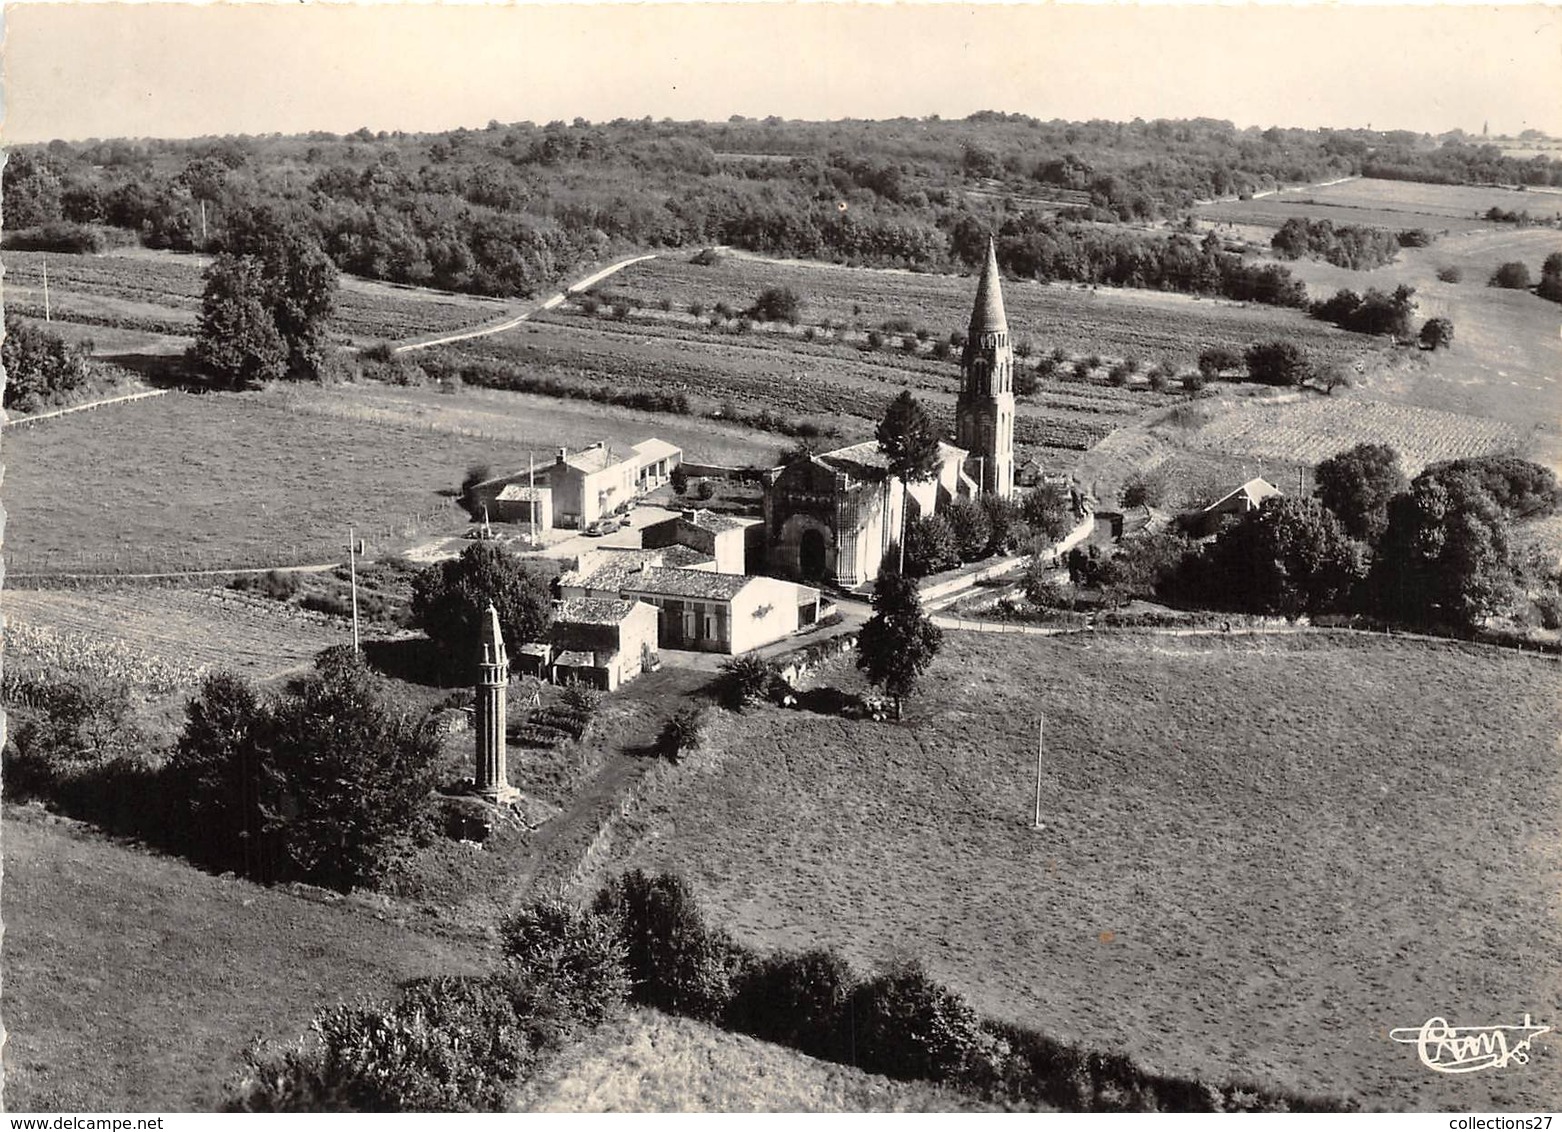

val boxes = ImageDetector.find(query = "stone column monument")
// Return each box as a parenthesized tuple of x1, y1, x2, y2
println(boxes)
(474, 603, 519, 803)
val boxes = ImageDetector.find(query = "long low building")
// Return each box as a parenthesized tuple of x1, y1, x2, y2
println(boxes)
(619, 566, 823, 655)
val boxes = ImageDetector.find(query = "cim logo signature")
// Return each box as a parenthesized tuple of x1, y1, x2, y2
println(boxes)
(1390, 1015, 1551, 1074)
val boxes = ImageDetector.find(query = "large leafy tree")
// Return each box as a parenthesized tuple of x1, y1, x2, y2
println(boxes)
(875, 390, 941, 483)
(198, 207, 339, 380)
(410, 542, 554, 677)
(856, 567, 944, 720)
(265, 647, 440, 888)
(1370, 471, 1514, 631)
(1314, 442, 1407, 544)
(1020, 482, 1075, 543)
(1418, 455, 1559, 520)
(1244, 339, 1311, 386)
(169, 649, 440, 890)
(191, 254, 288, 388)
(1201, 497, 1366, 620)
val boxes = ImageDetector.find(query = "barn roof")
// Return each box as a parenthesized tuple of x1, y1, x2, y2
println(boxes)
(1202, 477, 1282, 513)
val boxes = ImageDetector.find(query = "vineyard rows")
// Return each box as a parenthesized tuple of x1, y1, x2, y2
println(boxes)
(3, 619, 209, 696)
(442, 319, 1127, 451)
(1182, 397, 1523, 473)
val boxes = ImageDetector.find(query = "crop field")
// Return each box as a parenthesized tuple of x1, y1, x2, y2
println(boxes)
(524, 1008, 987, 1113)
(597, 252, 1369, 368)
(609, 632, 1562, 1111)
(1229, 225, 1562, 471)
(1, 389, 516, 573)
(2, 808, 490, 1111)
(2, 250, 513, 347)
(439, 320, 1119, 456)
(2, 588, 358, 686)
(1170, 396, 1523, 474)
(1196, 178, 1560, 232)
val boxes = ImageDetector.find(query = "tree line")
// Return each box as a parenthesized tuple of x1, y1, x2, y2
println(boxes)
(7, 116, 1558, 303)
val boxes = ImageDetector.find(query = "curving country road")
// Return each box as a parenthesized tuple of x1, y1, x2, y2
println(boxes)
(393, 253, 658, 354)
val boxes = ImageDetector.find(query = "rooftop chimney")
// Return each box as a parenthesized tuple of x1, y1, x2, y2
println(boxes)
(557, 447, 567, 465)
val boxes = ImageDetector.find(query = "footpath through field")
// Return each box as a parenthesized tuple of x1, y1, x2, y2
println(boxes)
(393, 254, 659, 354)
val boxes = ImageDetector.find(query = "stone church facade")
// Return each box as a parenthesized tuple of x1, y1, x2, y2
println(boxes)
(762, 241, 1018, 589)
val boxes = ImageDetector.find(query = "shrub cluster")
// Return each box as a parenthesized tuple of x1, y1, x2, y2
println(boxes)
(1271, 217, 1401, 270)
(1309, 284, 1416, 337)
(227, 894, 630, 1112)
(593, 869, 1353, 1112)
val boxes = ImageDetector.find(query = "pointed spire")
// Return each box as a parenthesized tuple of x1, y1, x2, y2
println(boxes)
(481, 602, 507, 667)
(968, 238, 1008, 336)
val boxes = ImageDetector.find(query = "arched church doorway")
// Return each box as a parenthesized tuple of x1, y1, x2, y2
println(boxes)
(799, 528, 827, 581)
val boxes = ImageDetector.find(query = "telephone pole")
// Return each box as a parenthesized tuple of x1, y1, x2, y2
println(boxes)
(348, 528, 365, 652)
(1032, 716, 1046, 830)
(42, 258, 51, 322)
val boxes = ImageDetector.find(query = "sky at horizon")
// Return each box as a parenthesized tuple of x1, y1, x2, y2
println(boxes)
(3, 2, 1561, 145)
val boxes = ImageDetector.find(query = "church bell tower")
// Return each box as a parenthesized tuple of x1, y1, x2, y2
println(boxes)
(956, 239, 1015, 498)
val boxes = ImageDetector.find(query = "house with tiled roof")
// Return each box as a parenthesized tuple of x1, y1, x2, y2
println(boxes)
(466, 438, 682, 531)
(619, 567, 824, 654)
(558, 545, 715, 600)
(492, 483, 552, 529)
(641, 507, 762, 574)
(516, 597, 659, 691)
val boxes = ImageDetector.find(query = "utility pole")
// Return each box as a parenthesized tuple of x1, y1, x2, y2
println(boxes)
(199, 199, 208, 247)
(528, 451, 536, 546)
(42, 258, 51, 322)
(1032, 716, 1046, 830)
(348, 529, 365, 652)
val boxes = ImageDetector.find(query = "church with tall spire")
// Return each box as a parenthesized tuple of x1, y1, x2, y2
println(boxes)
(956, 239, 1016, 499)
(762, 240, 1024, 588)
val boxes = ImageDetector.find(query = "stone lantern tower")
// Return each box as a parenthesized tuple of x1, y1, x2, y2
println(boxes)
(474, 603, 518, 803)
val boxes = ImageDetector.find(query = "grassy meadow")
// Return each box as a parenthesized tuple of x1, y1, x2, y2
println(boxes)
(1, 807, 491, 1111)
(0, 383, 782, 574)
(2, 248, 518, 351)
(608, 631, 1562, 1111)
(1195, 177, 1560, 233)
(522, 1008, 991, 1112)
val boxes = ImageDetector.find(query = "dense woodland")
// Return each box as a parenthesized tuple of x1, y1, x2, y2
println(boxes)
(7, 115, 1561, 302)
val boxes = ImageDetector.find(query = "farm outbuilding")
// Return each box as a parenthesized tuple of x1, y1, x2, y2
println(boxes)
(491, 483, 552, 529)
(1187, 477, 1282, 538)
(529, 597, 659, 691)
(641, 508, 760, 575)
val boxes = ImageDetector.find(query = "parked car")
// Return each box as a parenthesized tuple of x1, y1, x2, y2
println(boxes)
(583, 516, 624, 538)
